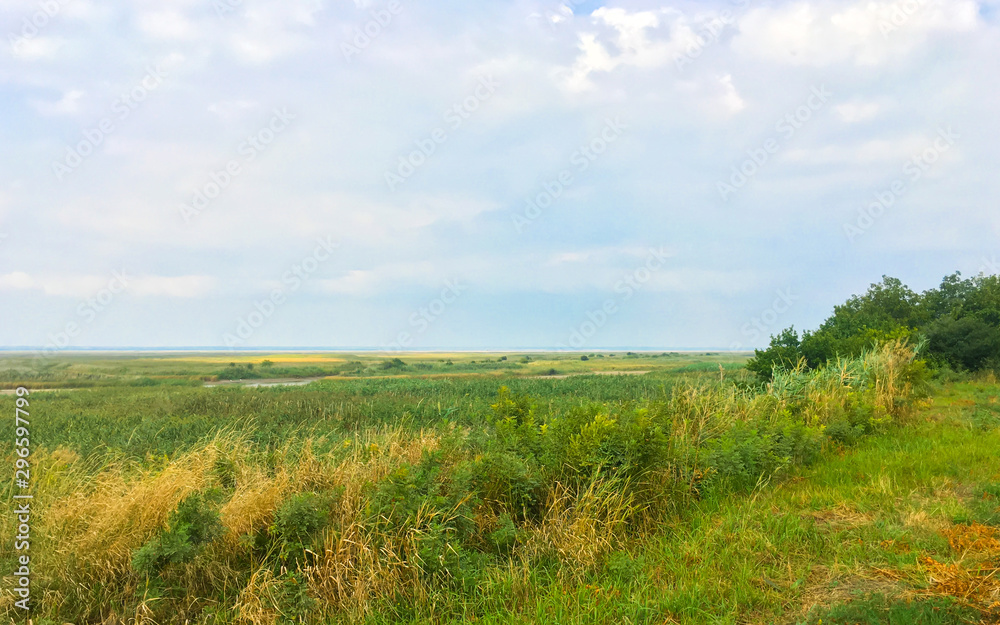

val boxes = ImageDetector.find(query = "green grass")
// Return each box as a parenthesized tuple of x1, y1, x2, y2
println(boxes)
(358, 378, 1000, 624)
(1, 352, 997, 624)
(0, 351, 749, 388)
(802, 594, 979, 625)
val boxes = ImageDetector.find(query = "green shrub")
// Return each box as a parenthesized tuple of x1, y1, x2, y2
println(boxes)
(216, 365, 263, 380)
(132, 492, 223, 576)
(214, 454, 238, 489)
(490, 386, 534, 425)
(370, 451, 474, 539)
(270, 492, 332, 562)
(825, 401, 874, 445)
(746, 328, 802, 382)
(704, 420, 823, 492)
(467, 452, 544, 520)
(485, 514, 522, 554)
(538, 405, 670, 482)
(368, 451, 478, 584)
(273, 571, 316, 623)
(928, 315, 1000, 372)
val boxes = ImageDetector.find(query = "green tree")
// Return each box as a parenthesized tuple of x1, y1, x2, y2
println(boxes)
(746, 327, 802, 381)
(927, 315, 1000, 371)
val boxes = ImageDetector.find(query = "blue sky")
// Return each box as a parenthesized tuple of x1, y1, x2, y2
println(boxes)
(1, 0, 998, 350)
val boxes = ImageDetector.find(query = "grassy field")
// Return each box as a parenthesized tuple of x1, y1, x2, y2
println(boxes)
(1, 348, 998, 624)
(0, 351, 747, 389)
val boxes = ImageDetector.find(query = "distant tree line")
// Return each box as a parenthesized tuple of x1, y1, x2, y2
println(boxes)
(748, 272, 1000, 380)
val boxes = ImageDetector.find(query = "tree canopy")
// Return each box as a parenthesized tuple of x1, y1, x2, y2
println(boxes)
(747, 273, 1000, 380)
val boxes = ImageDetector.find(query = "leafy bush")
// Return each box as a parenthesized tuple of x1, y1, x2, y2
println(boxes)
(216, 365, 263, 380)
(539, 405, 670, 482)
(270, 492, 334, 562)
(366, 451, 480, 585)
(272, 571, 316, 623)
(490, 386, 534, 425)
(484, 514, 521, 554)
(132, 492, 223, 576)
(704, 420, 824, 492)
(927, 315, 1000, 372)
(467, 451, 544, 520)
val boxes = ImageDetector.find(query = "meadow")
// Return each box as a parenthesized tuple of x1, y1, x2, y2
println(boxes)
(1, 347, 998, 624)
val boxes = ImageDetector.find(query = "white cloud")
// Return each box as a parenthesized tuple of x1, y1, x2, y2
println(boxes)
(0, 272, 34, 291)
(226, 3, 325, 63)
(718, 74, 746, 113)
(563, 7, 696, 92)
(733, 0, 981, 67)
(782, 133, 960, 165)
(206, 99, 260, 120)
(10, 36, 66, 60)
(836, 100, 883, 123)
(317, 262, 441, 296)
(0, 272, 215, 298)
(0, 0, 996, 348)
(31, 89, 85, 116)
(136, 10, 199, 40)
(130, 275, 217, 298)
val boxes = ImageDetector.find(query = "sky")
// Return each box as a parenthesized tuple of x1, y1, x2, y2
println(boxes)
(0, 0, 998, 351)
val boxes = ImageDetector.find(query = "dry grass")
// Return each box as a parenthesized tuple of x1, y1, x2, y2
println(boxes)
(526, 476, 641, 576)
(43, 446, 219, 582)
(232, 428, 445, 621)
(793, 568, 907, 623)
(0, 427, 449, 623)
(0, 342, 930, 623)
(920, 523, 1000, 615)
(801, 505, 875, 530)
(943, 523, 1000, 554)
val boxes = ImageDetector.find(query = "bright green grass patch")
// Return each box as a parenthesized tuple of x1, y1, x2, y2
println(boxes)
(800, 594, 979, 625)
(344, 382, 1000, 624)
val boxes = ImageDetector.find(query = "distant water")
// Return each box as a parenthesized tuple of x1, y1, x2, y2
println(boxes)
(203, 378, 321, 388)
